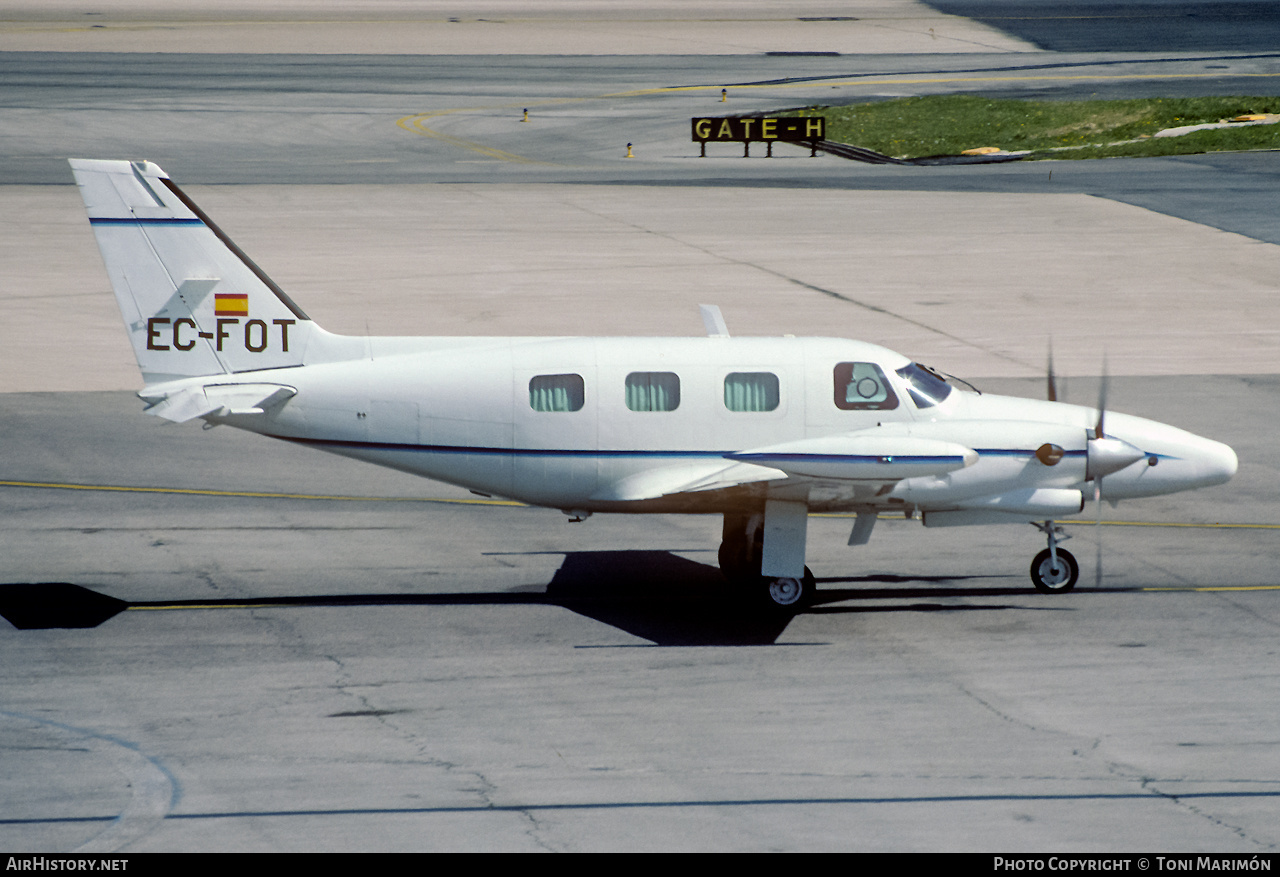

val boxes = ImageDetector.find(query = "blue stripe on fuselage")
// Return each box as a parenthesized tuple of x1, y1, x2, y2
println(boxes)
(89, 217, 204, 226)
(271, 436, 1111, 462)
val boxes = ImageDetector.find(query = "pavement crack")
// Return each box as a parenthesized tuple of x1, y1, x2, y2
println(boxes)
(951, 680, 1047, 733)
(1210, 592, 1280, 631)
(1139, 776, 1274, 850)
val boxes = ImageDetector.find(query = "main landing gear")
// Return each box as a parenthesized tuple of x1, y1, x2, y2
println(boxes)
(1030, 520, 1078, 592)
(719, 512, 816, 612)
(719, 512, 1079, 605)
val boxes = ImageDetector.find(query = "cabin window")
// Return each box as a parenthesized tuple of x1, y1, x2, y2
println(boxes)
(834, 362, 899, 410)
(529, 374, 584, 412)
(625, 372, 680, 412)
(724, 372, 780, 412)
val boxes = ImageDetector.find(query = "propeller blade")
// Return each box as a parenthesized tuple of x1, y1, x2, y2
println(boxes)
(1092, 353, 1109, 587)
(1046, 340, 1058, 403)
(1094, 478, 1103, 587)
(1094, 353, 1109, 440)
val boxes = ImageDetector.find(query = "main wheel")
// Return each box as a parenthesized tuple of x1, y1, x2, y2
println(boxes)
(718, 539, 752, 583)
(718, 513, 763, 584)
(760, 566, 816, 611)
(1030, 548, 1078, 592)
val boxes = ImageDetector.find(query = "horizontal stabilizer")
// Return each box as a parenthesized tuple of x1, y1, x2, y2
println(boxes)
(727, 432, 976, 481)
(139, 381, 297, 423)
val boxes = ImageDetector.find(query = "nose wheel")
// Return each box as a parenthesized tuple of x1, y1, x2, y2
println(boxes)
(1031, 547, 1078, 592)
(1030, 520, 1078, 592)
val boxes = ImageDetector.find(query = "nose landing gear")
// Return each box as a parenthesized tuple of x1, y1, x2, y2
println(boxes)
(1030, 520, 1078, 592)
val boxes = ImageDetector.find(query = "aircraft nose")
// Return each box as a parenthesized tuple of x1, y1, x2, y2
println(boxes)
(1200, 438, 1238, 486)
(1203, 440, 1233, 481)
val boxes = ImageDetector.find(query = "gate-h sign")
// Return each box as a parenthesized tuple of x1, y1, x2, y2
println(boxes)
(692, 116, 826, 157)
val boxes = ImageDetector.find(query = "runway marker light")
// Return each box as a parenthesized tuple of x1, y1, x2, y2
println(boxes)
(626, 142, 633, 158)
(721, 89, 727, 102)
(522, 108, 529, 122)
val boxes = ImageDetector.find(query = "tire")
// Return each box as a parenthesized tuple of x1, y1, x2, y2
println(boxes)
(1031, 548, 1078, 593)
(718, 539, 749, 582)
(760, 566, 816, 611)
(718, 513, 764, 584)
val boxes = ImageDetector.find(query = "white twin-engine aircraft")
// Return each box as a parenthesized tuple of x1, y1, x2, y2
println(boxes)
(71, 159, 1237, 611)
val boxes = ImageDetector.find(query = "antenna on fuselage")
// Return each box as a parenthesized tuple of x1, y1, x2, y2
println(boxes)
(699, 304, 730, 338)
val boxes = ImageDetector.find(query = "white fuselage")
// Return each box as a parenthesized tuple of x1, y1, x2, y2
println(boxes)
(70, 157, 1239, 596)
(212, 334, 1237, 516)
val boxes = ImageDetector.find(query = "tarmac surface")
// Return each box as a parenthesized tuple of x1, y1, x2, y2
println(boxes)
(1, 0, 1278, 854)
(0, 0, 1038, 55)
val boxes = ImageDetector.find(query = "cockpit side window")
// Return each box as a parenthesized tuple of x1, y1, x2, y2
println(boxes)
(834, 362, 899, 410)
(895, 363, 953, 409)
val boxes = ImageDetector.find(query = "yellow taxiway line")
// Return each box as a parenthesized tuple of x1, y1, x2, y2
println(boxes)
(126, 603, 295, 611)
(1142, 586, 1280, 592)
(0, 479, 523, 507)
(396, 110, 545, 164)
(7, 480, 1275, 528)
(1061, 520, 1280, 530)
(812, 511, 1279, 530)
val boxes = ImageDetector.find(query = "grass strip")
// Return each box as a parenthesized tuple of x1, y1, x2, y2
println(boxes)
(804, 94, 1280, 160)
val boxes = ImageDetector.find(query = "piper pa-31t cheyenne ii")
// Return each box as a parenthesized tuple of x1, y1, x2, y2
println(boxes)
(71, 159, 1238, 611)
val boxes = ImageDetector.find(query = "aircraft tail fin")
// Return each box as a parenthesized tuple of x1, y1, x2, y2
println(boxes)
(70, 159, 315, 384)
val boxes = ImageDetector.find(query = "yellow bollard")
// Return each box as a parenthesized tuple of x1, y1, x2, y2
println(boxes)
(625, 142, 634, 158)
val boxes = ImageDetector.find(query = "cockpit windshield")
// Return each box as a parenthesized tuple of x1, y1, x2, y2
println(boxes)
(896, 362, 954, 409)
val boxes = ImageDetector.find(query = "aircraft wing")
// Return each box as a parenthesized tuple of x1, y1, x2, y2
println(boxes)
(138, 380, 297, 423)
(592, 426, 977, 503)
(590, 459, 787, 502)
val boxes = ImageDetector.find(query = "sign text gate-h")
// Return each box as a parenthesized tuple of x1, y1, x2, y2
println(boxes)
(692, 116, 826, 157)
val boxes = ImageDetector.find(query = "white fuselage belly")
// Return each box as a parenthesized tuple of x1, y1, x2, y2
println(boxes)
(217, 335, 1235, 515)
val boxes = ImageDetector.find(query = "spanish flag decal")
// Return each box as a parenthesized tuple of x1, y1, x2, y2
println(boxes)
(214, 293, 249, 317)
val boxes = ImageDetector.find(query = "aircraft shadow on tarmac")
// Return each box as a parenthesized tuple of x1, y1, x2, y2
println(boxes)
(540, 551, 1047, 645)
(0, 551, 1058, 646)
